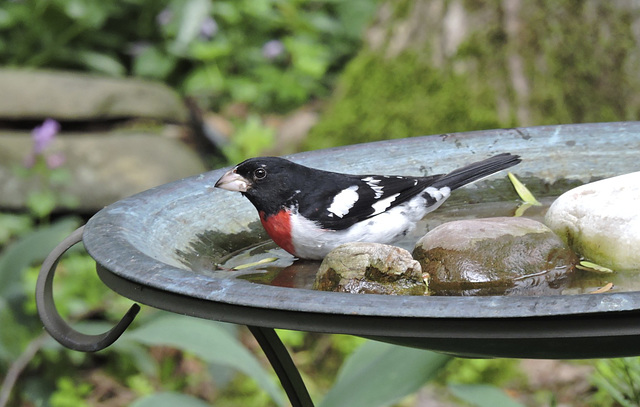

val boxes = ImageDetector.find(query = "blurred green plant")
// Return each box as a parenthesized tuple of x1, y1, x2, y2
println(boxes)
(12, 119, 78, 219)
(0, 0, 378, 113)
(221, 115, 276, 163)
(305, 52, 504, 150)
(590, 357, 640, 406)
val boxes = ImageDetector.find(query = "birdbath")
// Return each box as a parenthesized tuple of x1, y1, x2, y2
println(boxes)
(36, 122, 640, 407)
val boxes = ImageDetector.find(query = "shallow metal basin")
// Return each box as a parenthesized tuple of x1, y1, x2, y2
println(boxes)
(83, 122, 640, 359)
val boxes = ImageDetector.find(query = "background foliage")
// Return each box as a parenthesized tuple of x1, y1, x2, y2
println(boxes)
(2, 0, 640, 406)
(0, 0, 377, 113)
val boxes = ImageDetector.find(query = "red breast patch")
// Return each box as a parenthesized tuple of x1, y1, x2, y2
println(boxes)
(259, 210, 295, 256)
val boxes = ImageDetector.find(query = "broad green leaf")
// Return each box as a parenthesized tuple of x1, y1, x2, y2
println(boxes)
(124, 314, 285, 406)
(508, 172, 541, 206)
(171, 0, 211, 55)
(133, 47, 177, 80)
(77, 50, 126, 76)
(26, 190, 57, 220)
(130, 392, 211, 407)
(0, 296, 33, 363)
(0, 217, 81, 301)
(449, 384, 525, 407)
(0, 213, 33, 245)
(319, 340, 451, 407)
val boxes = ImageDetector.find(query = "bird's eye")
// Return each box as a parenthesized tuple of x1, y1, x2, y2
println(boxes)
(254, 168, 267, 180)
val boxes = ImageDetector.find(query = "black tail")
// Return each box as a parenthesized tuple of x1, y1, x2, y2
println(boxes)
(434, 153, 521, 190)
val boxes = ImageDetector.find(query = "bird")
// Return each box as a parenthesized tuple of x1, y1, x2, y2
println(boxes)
(215, 153, 521, 260)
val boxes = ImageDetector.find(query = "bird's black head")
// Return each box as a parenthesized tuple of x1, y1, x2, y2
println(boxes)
(215, 157, 313, 215)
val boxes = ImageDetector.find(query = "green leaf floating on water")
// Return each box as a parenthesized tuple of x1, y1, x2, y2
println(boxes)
(513, 202, 534, 218)
(576, 261, 614, 273)
(508, 172, 541, 206)
(233, 257, 278, 270)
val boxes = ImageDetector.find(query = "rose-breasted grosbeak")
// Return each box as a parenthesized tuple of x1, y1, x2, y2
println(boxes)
(215, 153, 520, 260)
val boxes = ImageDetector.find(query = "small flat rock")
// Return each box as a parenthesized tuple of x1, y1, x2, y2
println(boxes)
(313, 242, 426, 295)
(0, 69, 187, 122)
(0, 130, 206, 212)
(413, 217, 578, 295)
(545, 172, 640, 270)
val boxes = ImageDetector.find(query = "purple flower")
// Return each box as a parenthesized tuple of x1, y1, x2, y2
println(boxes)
(25, 119, 65, 169)
(262, 40, 285, 60)
(200, 16, 218, 40)
(32, 119, 60, 155)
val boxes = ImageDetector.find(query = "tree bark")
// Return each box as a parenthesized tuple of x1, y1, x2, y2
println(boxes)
(308, 0, 640, 148)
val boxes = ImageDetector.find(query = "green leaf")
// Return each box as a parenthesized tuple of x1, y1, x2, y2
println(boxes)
(449, 384, 525, 407)
(319, 340, 451, 407)
(222, 115, 275, 162)
(182, 65, 225, 94)
(0, 213, 33, 245)
(77, 50, 126, 76)
(576, 261, 614, 273)
(133, 47, 177, 80)
(123, 314, 286, 406)
(26, 190, 57, 219)
(508, 172, 541, 206)
(513, 202, 534, 217)
(233, 257, 278, 270)
(285, 36, 330, 79)
(130, 392, 211, 407)
(0, 217, 81, 302)
(0, 296, 33, 363)
(170, 0, 211, 55)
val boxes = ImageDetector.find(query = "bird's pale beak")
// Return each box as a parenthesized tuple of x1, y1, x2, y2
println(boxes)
(215, 169, 251, 192)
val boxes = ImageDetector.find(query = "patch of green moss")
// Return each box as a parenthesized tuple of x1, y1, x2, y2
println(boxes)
(305, 51, 504, 149)
(306, 1, 640, 151)
(520, 1, 639, 124)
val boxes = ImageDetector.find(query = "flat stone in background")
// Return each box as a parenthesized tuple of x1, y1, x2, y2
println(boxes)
(0, 130, 206, 212)
(0, 69, 208, 212)
(0, 69, 188, 122)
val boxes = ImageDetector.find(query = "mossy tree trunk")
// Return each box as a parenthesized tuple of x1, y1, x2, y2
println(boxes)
(307, 0, 640, 149)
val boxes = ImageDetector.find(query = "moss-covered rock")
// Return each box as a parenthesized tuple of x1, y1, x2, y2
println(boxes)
(305, 51, 503, 149)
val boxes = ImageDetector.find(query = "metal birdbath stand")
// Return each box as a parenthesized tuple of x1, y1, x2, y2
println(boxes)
(36, 122, 640, 407)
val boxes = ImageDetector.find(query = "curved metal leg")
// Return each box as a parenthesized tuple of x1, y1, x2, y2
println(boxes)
(35, 225, 140, 352)
(248, 326, 314, 407)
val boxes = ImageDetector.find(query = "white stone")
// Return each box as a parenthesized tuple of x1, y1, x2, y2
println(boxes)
(545, 172, 640, 270)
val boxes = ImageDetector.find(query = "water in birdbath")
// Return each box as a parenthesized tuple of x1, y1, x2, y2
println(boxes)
(175, 197, 640, 296)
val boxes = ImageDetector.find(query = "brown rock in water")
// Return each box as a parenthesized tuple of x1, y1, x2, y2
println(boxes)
(412, 217, 578, 296)
(314, 242, 426, 295)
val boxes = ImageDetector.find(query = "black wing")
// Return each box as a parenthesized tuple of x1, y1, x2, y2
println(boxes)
(295, 153, 520, 230)
(298, 173, 442, 230)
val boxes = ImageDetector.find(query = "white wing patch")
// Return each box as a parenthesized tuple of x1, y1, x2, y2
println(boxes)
(362, 176, 384, 198)
(425, 186, 451, 201)
(327, 186, 360, 218)
(371, 193, 400, 215)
